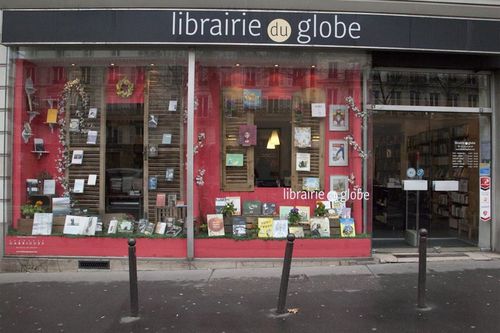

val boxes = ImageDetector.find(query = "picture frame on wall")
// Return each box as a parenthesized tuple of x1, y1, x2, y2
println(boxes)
(330, 175, 349, 194)
(329, 140, 348, 166)
(329, 105, 349, 131)
(296, 152, 311, 172)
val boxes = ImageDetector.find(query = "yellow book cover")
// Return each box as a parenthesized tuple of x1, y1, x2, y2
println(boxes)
(46, 108, 58, 124)
(258, 217, 274, 238)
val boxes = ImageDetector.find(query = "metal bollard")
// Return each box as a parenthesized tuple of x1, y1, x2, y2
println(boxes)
(417, 228, 428, 309)
(276, 233, 296, 314)
(128, 238, 139, 317)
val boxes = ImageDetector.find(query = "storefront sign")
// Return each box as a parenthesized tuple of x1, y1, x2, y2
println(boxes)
(480, 176, 491, 222)
(452, 140, 479, 168)
(3, 10, 500, 53)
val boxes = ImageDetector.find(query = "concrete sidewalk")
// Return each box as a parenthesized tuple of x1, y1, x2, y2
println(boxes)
(1, 260, 499, 332)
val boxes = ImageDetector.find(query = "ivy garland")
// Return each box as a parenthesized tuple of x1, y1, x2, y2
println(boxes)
(115, 77, 134, 98)
(56, 78, 90, 195)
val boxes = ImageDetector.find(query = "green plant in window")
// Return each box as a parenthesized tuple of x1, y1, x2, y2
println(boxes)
(221, 201, 236, 217)
(20, 200, 45, 219)
(314, 201, 328, 217)
(288, 207, 301, 226)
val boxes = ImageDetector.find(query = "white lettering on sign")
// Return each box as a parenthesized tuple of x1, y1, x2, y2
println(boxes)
(171, 12, 361, 44)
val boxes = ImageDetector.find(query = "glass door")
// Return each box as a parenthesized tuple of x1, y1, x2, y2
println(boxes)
(373, 111, 481, 245)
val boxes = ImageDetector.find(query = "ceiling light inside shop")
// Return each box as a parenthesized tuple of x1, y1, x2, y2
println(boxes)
(266, 130, 280, 150)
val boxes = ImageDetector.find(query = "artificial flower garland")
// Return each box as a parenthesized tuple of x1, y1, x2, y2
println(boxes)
(344, 134, 368, 159)
(345, 96, 369, 119)
(115, 77, 134, 98)
(56, 78, 90, 195)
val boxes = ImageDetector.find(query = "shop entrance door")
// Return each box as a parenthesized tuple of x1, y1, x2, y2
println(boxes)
(372, 111, 480, 246)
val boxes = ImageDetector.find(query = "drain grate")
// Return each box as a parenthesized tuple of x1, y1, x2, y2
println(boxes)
(78, 260, 110, 270)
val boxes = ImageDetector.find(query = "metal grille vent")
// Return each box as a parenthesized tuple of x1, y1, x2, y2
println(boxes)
(78, 260, 110, 270)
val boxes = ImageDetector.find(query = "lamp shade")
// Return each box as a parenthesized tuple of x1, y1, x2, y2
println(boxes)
(269, 130, 280, 146)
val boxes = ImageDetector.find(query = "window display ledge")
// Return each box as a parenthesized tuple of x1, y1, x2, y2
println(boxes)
(5, 235, 370, 258)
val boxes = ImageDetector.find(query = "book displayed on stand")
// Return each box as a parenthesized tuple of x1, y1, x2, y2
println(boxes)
(86, 130, 98, 144)
(156, 193, 166, 207)
(52, 197, 71, 216)
(243, 200, 262, 215)
(339, 218, 356, 237)
(215, 197, 226, 213)
(310, 217, 330, 237)
(71, 150, 84, 164)
(137, 219, 148, 233)
(262, 202, 276, 215)
(144, 222, 155, 235)
(33, 138, 45, 152)
(257, 217, 274, 238)
(46, 108, 58, 124)
(207, 214, 224, 237)
(155, 222, 167, 235)
(88, 107, 98, 118)
(69, 118, 80, 132)
(43, 179, 56, 195)
(225, 196, 241, 215)
(232, 216, 246, 236)
(272, 220, 288, 238)
(162, 133, 172, 144)
(32, 212, 53, 235)
(73, 179, 85, 193)
(87, 174, 97, 186)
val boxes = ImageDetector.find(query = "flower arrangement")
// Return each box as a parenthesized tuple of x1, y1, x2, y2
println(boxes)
(314, 201, 328, 217)
(20, 200, 45, 218)
(288, 207, 302, 226)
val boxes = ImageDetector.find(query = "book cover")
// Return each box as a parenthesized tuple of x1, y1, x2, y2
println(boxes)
(168, 100, 178, 111)
(32, 212, 53, 235)
(257, 217, 274, 238)
(155, 222, 167, 235)
(46, 108, 58, 123)
(137, 219, 149, 233)
(339, 218, 356, 237)
(63, 215, 86, 235)
(52, 197, 71, 216)
(33, 138, 45, 152)
(71, 150, 84, 165)
(294, 127, 311, 148)
(148, 176, 158, 190)
(165, 223, 182, 237)
(107, 219, 118, 234)
(43, 179, 56, 195)
(272, 220, 288, 238)
(144, 222, 155, 235)
(262, 202, 276, 216)
(311, 103, 326, 117)
(87, 174, 97, 186)
(232, 216, 246, 237)
(207, 214, 225, 237)
(303, 177, 320, 191)
(226, 153, 244, 167)
(148, 144, 158, 157)
(117, 220, 134, 233)
(156, 193, 166, 207)
(243, 200, 262, 215)
(279, 206, 294, 220)
(310, 217, 330, 237)
(243, 89, 262, 109)
(162, 133, 172, 144)
(81, 216, 98, 236)
(296, 206, 310, 222)
(288, 226, 304, 238)
(88, 107, 98, 118)
(165, 168, 174, 181)
(73, 179, 85, 193)
(69, 118, 80, 132)
(86, 130, 98, 144)
(238, 125, 257, 146)
(296, 152, 311, 172)
(215, 197, 227, 214)
(167, 193, 177, 207)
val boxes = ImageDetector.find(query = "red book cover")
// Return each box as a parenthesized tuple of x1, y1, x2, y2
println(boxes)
(156, 193, 166, 207)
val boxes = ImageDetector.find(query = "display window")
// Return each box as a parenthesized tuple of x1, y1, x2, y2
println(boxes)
(193, 50, 369, 240)
(11, 48, 188, 241)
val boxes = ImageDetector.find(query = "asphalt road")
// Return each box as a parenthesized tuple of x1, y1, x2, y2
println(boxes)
(0, 260, 499, 333)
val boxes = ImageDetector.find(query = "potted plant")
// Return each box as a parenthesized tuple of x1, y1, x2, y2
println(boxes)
(221, 201, 236, 218)
(314, 201, 328, 217)
(20, 200, 45, 219)
(288, 207, 304, 238)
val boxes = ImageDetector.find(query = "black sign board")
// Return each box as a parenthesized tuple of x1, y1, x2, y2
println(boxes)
(3, 9, 500, 53)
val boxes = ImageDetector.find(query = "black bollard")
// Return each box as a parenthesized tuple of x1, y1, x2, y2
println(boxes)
(276, 233, 296, 314)
(417, 228, 428, 309)
(128, 238, 139, 317)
